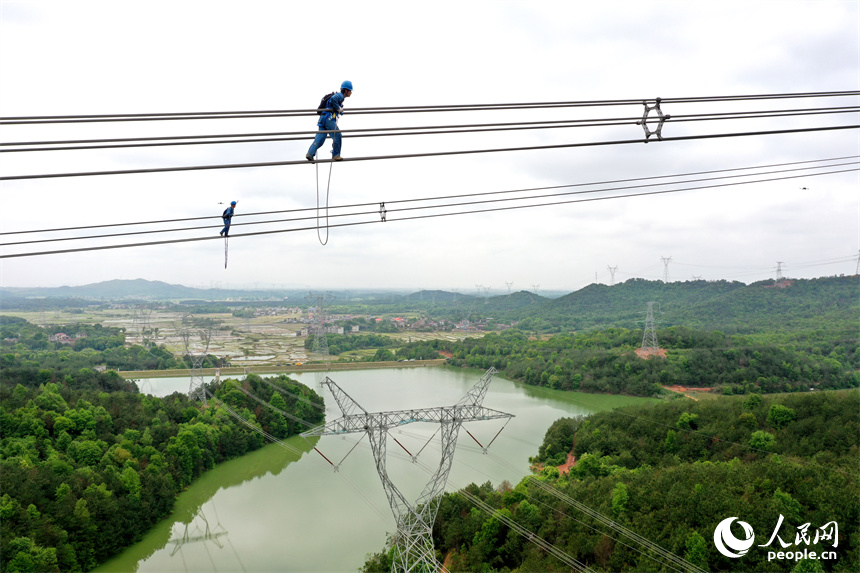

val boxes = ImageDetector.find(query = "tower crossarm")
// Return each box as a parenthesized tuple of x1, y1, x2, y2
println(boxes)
(300, 405, 513, 438)
(321, 376, 367, 416)
(455, 366, 496, 407)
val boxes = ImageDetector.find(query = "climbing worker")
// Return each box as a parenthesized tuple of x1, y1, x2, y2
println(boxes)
(220, 201, 237, 237)
(306, 80, 353, 162)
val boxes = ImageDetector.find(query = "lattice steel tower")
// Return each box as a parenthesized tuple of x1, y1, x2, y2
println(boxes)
(302, 368, 513, 573)
(181, 326, 211, 404)
(660, 256, 672, 282)
(641, 301, 659, 357)
(305, 292, 334, 361)
(607, 265, 618, 286)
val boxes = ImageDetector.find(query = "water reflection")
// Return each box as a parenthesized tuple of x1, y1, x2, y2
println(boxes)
(95, 436, 314, 572)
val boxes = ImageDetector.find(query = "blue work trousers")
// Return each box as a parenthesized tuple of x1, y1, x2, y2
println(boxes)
(221, 219, 231, 236)
(307, 116, 341, 157)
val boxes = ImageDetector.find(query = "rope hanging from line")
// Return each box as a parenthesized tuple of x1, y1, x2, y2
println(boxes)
(224, 236, 228, 269)
(314, 157, 333, 246)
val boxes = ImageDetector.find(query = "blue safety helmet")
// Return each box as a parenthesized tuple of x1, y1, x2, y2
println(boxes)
(230, 201, 237, 205)
(341, 80, 353, 91)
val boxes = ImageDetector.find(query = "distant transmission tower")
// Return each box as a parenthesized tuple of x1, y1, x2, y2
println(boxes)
(531, 284, 540, 295)
(481, 285, 491, 304)
(182, 326, 212, 404)
(776, 261, 785, 281)
(607, 265, 618, 286)
(660, 256, 672, 283)
(505, 281, 513, 294)
(303, 368, 512, 573)
(641, 302, 659, 357)
(306, 292, 334, 372)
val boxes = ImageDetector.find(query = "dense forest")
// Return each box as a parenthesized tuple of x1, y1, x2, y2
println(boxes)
(362, 390, 860, 572)
(0, 373, 323, 572)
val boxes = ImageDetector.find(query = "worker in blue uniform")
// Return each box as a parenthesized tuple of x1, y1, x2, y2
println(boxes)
(306, 80, 353, 162)
(220, 201, 237, 237)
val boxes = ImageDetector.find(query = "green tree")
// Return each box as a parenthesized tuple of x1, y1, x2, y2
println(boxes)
(767, 404, 797, 429)
(749, 430, 775, 452)
(611, 482, 628, 519)
(268, 391, 290, 438)
(372, 348, 396, 362)
(684, 531, 708, 571)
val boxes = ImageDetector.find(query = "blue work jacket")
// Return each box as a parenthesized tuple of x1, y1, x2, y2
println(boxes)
(318, 92, 346, 126)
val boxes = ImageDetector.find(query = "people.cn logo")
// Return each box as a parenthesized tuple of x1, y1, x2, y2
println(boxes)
(714, 517, 756, 558)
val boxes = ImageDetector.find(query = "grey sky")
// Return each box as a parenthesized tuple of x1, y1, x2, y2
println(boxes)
(1, 0, 858, 293)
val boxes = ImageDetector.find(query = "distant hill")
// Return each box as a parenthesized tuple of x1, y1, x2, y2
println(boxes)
(1, 276, 855, 336)
(515, 276, 858, 334)
(0, 279, 292, 305)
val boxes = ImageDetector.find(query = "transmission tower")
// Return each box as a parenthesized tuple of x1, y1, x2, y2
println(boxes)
(776, 261, 785, 281)
(505, 281, 513, 294)
(531, 284, 540, 295)
(607, 265, 618, 286)
(131, 306, 153, 344)
(641, 302, 659, 357)
(305, 292, 334, 379)
(182, 326, 212, 404)
(660, 256, 672, 282)
(303, 368, 513, 573)
(481, 285, 491, 304)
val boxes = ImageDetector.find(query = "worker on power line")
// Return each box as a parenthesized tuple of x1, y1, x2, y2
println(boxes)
(220, 201, 237, 237)
(306, 81, 353, 162)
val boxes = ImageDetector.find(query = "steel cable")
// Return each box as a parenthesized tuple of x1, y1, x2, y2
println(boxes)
(2, 164, 856, 258)
(2, 89, 856, 124)
(2, 124, 857, 181)
(3, 106, 857, 153)
(7, 160, 854, 247)
(4, 155, 855, 236)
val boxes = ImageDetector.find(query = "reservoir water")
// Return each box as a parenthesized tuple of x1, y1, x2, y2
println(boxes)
(97, 367, 655, 572)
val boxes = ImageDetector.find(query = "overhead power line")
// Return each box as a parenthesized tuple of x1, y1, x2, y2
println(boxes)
(3, 159, 856, 247)
(2, 89, 856, 123)
(2, 162, 856, 259)
(3, 105, 856, 153)
(2, 124, 857, 181)
(5, 155, 854, 236)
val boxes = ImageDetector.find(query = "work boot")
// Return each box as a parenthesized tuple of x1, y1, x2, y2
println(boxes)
(305, 154, 315, 163)
(332, 155, 343, 161)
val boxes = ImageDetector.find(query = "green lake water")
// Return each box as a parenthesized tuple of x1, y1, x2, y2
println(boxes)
(96, 367, 656, 572)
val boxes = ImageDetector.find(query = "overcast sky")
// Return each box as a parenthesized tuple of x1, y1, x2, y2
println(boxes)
(1, 0, 858, 294)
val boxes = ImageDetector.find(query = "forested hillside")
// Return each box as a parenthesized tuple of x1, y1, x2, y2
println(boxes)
(409, 323, 858, 396)
(507, 276, 858, 334)
(362, 390, 860, 572)
(0, 374, 322, 572)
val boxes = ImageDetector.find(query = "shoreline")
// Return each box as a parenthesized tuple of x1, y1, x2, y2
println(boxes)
(117, 358, 448, 379)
